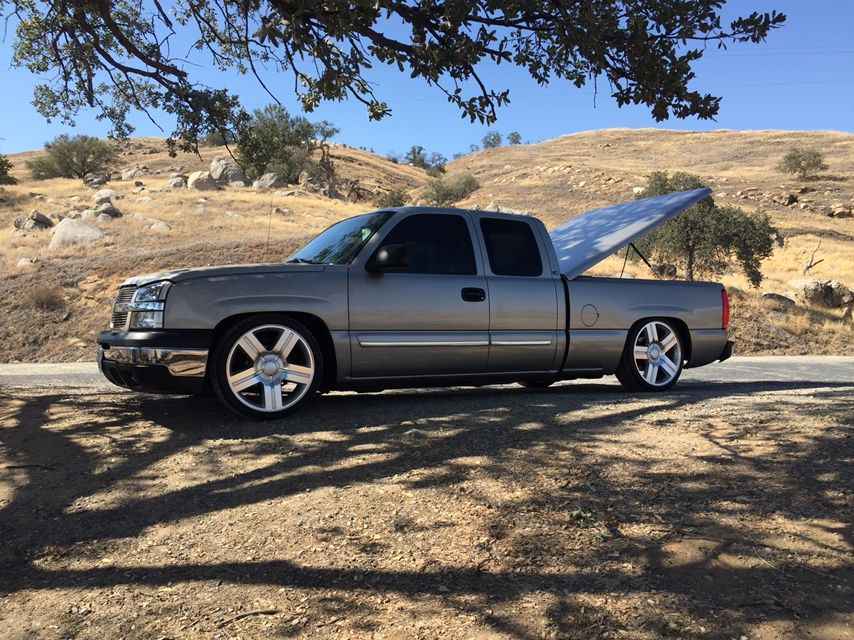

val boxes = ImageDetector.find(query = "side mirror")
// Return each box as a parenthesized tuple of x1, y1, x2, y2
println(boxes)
(367, 244, 408, 272)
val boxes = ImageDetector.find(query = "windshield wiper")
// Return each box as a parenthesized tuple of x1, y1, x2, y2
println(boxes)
(287, 258, 314, 264)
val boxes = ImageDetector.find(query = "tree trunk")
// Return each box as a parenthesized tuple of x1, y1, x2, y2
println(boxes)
(684, 250, 695, 281)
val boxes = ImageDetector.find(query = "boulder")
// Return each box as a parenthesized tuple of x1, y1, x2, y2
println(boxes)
(136, 196, 154, 205)
(165, 176, 187, 189)
(48, 218, 104, 249)
(149, 221, 172, 233)
(789, 279, 854, 309)
(830, 203, 852, 218)
(275, 189, 306, 197)
(14, 210, 54, 231)
(92, 189, 120, 205)
(121, 167, 147, 180)
(187, 171, 218, 191)
(96, 201, 123, 218)
(80, 209, 98, 219)
(17, 257, 38, 271)
(209, 156, 248, 184)
(631, 186, 645, 195)
(762, 292, 796, 308)
(253, 172, 287, 190)
(84, 174, 109, 188)
(96, 213, 114, 224)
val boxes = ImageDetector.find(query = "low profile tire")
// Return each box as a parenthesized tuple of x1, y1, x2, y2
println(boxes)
(211, 315, 323, 419)
(615, 319, 684, 392)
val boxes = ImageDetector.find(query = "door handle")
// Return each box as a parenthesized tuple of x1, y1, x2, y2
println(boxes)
(461, 287, 486, 302)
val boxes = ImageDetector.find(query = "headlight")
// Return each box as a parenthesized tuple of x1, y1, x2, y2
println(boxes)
(134, 281, 171, 302)
(129, 310, 164, 329)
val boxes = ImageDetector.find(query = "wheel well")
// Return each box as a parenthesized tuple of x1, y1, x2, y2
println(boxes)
(211, 312, 338, 388)
(626, 316, 692, 364)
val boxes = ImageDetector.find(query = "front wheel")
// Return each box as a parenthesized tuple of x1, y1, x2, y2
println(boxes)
(615, 320, 684, 392)
(211, 315, 323, 419)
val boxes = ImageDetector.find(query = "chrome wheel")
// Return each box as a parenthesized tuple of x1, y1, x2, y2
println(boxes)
(225, 324, 316, 413)
(630, 320, 682, 387)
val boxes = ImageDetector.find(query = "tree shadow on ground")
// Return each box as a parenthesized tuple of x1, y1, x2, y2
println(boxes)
(0, 377, 851, 638)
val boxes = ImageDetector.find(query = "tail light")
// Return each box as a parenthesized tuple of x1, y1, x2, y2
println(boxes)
(721, 288, 730, 329)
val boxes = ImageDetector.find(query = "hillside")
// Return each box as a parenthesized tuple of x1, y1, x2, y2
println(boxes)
(1, 130, 851, 363)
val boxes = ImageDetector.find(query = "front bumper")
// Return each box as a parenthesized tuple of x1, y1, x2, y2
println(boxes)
(97, 330, 212, 394)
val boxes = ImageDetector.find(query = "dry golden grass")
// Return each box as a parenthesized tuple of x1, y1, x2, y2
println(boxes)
(1, 130, 852, 361)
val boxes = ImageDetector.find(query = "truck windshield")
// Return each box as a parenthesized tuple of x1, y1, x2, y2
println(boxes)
(287, 211, 393, 265)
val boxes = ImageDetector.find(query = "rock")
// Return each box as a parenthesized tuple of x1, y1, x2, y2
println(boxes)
(632, 186, 645, 194)
(762, 292, 796, 308)
(14, 210, 54, 231)
(48, 218, 104, 249)
(830, 203, 852, 218)
(149, 221, 172, 233)
(121, 167, 147, 180)
(187, 171, 218, 191)
(84, 174, 109, 188)
(96, 213, 113, 223)
(165, 176, 187, 189)
(227, 180, 248, 188)
(136, 196, 154, 205)
(842, 307, 853, 324)
(253, 172, 287, 190)
(789, 279, 854, 308)
(484, 202, 501, 212)
(275, 189, 306, 197)
(134, 180, 144, 187)
(17, 257, 38, 270)
(209, 156, 248, 184)
(92, 189, 120, 205)
(297, 170, 311, 187)
(80, 209, 98, 219)
(272, 206, 290, 215)
(96, 201, 122, 218)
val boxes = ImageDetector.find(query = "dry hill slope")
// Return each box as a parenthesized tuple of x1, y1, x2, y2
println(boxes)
(0, 130, 851, 363)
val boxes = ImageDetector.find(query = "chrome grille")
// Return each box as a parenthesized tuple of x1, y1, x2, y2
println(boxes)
(111, 286, 136, 329)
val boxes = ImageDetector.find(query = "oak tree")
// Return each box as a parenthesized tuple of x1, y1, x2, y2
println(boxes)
(3, 1, 784, 154)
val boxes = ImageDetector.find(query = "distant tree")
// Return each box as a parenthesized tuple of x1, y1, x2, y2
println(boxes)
(507, 131, 522, 145)
(377, 187, 408, 208)
(315, 120, 340, 197)
(777, 146, 828, 179)
(422, 173, 479, 206)
(482, 131, 502, 149)
(428, 152, 447, 171)
(203, 130, 237, 146)
(237, 105, 317, 181)
(0, 154, 17, 185)
(386, 153, 401, 164)
(632, 171, 776, 287)
(26, 134, 117, 180)
(404, 145, 429, 169)
(452, 152, 465, 160)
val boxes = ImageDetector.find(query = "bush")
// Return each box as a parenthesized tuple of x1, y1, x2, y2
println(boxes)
(26, 285, 65, 311)
(0, 154, 17, 185)
(25, 134, 117, 180)
(422, 173, 479, 206)
(507, 131, 522, 145)
(482, 131, 502, 149)
(377, 187, 408, 208)
(203, 130, 237, 146)
(236, 104, 318, 181)
(777, 146, 828, 179)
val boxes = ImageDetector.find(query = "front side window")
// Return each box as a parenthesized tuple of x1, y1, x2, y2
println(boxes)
(288, 211, 393, 265)
(375, 214, 476, 275)
(480, 218, 543, 277)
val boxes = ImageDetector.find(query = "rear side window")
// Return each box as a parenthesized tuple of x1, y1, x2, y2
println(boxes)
(479, 218, 543, 276)
(376, 214, 476, 275)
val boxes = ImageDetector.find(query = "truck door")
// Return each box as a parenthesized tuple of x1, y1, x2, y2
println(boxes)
(348, 212, 490, 378)
(475, 215, 561, 373)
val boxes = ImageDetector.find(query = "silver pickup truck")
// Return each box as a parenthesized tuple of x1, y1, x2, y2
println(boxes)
(98, 188, 733, 418)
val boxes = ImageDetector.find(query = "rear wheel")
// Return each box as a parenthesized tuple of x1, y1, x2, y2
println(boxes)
(211, 315, 323, 419)
(616, 320, 683, 392)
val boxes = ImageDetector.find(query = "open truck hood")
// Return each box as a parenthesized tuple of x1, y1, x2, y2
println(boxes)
(549, 188, 711, 279)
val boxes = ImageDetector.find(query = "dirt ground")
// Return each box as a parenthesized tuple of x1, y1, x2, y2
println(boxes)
(1, 375, 851, 639)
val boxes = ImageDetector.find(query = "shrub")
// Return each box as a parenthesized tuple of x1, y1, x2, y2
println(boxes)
(482, 131, 502, 149)
(236, 104, 318, 181)
(203, 130, 237, 146)
(507, 131, 522, 145)
(26, 285, 65, 311)
(0, 154, 17, 185)
(26, 134, 117, 180)
(422, 173, 479, 206)
(377, 187, 408, 208)
(777, 146, 828, 179)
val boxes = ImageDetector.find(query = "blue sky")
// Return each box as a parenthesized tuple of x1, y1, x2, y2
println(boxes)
(0, 0, 851, 156)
